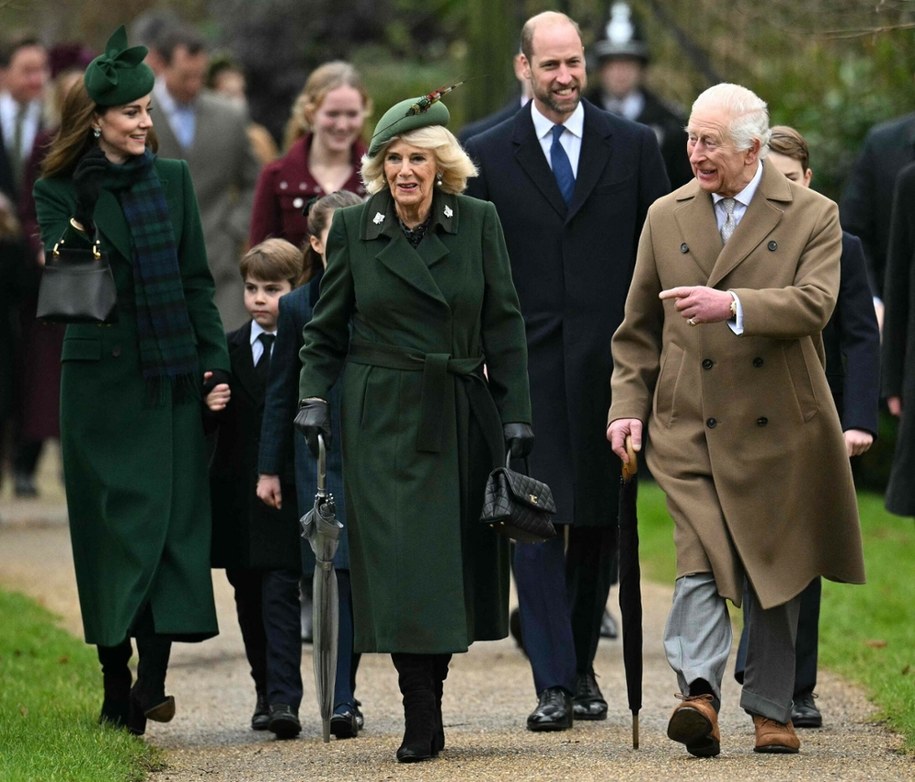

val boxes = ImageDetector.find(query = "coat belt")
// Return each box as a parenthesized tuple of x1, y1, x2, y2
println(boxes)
(346, 340, 502, 458)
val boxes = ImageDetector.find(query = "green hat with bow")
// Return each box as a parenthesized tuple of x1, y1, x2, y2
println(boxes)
(367, 93, 452, 157)
(84, 25, 155, 107)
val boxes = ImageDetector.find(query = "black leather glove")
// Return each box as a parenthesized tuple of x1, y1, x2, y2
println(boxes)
(294, 399, 331, 457)
(503, 422, 534, 459)
(72, 146, 108, 231)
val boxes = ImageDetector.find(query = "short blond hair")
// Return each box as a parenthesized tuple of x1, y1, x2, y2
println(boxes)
(360, 125, 477, 195)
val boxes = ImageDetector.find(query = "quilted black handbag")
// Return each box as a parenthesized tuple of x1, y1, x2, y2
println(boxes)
(480, 455, 557, 543)
(36, 230, 118, 324)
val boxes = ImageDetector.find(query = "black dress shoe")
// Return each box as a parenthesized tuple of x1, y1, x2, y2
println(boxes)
(600, 608, 618, 639)
(527, 686, 573, 731)
(330, 702, 360, 739)
(251, 694, 270, 731)
(573, 670, 608, 720)
(792, 692, 822, 728)
(268, 704, 301, 739)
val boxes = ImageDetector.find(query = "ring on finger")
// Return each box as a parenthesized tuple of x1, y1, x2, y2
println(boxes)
(687, 317, 697, 326)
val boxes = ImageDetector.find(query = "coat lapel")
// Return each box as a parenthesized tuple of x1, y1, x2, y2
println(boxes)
(511, 109, 568, 219)
(673, 184, 721, 279)
(229, 323, 261, 401)
(567, 103, 612, 221)
(361, 191, 450, 307)
(707, 162, 790, 288)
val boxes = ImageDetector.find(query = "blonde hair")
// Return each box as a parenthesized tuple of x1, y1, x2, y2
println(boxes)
(282, 61, 371, 151)
(239, 238, 303, 286)
(360, 125, 477, 195)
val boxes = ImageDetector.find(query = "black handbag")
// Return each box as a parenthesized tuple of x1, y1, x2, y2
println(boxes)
(36, 230, 118, 324)
(480, 455, 557, 543)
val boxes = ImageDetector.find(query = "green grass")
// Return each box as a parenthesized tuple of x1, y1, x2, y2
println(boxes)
(0, 591, 162, 782)
(636, 480, 915, 751)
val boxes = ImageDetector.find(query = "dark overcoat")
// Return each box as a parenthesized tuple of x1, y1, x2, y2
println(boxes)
(881, 161, 915, 515)
(210, 321, 300, 570)
(33, 157, 229, 646)
(609, 163, 865, 609)
(464, 100, 669, 527)
(258, 281, 350, 571)
(298, 189, 531, 654)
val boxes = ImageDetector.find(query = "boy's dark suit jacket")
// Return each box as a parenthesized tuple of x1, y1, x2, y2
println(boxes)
(210, 321, 300, 570)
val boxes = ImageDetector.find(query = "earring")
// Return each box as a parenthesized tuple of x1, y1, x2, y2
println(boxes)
(92, 128, 101, 139)
(436, 173, 443, 186)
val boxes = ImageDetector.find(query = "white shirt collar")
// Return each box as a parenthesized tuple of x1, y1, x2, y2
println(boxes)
(530, 100, 584, 140)
(249, 320, 274, 346)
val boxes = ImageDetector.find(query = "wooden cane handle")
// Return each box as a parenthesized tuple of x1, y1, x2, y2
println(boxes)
(622, 435, 639, 481)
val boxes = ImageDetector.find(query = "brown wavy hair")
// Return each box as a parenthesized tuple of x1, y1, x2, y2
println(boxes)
(40, 80, 158, 179)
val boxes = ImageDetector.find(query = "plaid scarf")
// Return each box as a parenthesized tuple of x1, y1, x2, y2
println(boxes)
(105, 150, 197, 403)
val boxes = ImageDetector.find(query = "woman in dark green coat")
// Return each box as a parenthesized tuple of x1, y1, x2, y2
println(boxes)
(32, 27, 229, 736)
(295, 95, 532, 762)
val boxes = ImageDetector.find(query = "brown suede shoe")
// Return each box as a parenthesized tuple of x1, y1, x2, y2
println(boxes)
(752, 715, 800, 753)
(667, 694, 720, 757)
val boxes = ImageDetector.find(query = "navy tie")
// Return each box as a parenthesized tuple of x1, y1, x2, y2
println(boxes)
(551, 124, 575, 205)
(256, 332, 275, 383)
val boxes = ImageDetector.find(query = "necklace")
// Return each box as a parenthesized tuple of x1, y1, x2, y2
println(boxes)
(399, 214, 432, 247)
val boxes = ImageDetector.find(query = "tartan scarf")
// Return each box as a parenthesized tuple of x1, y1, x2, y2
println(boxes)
(104, 150, 198, 402)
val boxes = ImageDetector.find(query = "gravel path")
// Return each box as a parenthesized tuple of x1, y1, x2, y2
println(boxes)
(1, 452, 910, 781)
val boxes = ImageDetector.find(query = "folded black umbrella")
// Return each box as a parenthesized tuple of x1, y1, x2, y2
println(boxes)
(617, 437, 642, 749)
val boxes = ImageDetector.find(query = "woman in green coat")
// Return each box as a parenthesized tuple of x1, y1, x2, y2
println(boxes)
(32, 27, 229, 735)
(295, 95, 532, 762)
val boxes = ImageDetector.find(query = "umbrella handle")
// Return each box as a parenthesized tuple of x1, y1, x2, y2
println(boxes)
(622, 436, 639, 481)
(317, 433, 327, 493)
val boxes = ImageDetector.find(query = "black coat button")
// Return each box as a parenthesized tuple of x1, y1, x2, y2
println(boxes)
(680, 243, 689, 254)
(756, 417, 768, 426)
(768, 241, 778, 251)
(752, 357, 764, 367)
(112, 345, 122, 357)
(702, 359, 714, 370)
(706, 418, 717, 428)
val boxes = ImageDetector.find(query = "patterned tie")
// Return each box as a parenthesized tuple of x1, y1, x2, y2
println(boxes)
(256, 332, 275, 384)
(720, 197, 737, 244)
(551, 124, 575, 206)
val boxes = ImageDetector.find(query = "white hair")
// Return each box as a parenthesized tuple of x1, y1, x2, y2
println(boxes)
(691, 82, 770, 157)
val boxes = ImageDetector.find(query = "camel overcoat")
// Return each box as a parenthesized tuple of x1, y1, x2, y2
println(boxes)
(298, 188, 531, 653)
(609, 162, 865, 609)
(34, 158, 229, 645)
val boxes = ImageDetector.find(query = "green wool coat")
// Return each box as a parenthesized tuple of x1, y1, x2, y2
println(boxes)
(34, 157, 229, 646)
(299, 189, 531, 654)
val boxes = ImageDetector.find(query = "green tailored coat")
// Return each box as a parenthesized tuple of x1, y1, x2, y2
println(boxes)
(299, 189, 531, 654)
(34, 157, 229, 646)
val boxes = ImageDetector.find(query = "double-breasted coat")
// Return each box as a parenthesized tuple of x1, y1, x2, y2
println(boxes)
(210, 321, 300, 570)
(298, 188, 531, 654)
(464, 100, 669, 527)
(33, 157, 229, 646)
(609, 162, 865, 609)
(881, 160, 915, 515)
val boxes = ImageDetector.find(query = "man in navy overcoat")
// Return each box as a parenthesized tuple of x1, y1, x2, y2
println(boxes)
(465, 10, 669, 730)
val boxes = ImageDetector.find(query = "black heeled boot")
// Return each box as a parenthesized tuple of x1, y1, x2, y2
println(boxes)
(128, 634, 175, 735)
(391, 653, 436, 763)
(431, 653, 451, 756)
(98, 640, 133, 727)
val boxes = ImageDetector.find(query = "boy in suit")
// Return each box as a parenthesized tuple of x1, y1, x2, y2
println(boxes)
(207, 239, 304, 739)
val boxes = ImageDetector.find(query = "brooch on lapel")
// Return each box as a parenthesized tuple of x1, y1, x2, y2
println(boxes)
(372, 212, 385, 225)
(443, 205, 453, 219)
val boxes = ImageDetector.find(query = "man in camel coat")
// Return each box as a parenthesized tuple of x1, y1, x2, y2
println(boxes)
(607, 83, 865, 759)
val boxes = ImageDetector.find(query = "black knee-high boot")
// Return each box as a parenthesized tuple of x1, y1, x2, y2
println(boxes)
(431, 653, 451, 755)
(128, 634, 174, 735)
(97, 639, 133, 727)
(391, 653, 436, 763)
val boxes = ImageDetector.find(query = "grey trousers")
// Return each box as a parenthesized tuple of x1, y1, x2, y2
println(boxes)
(664, 573, 801, 723)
